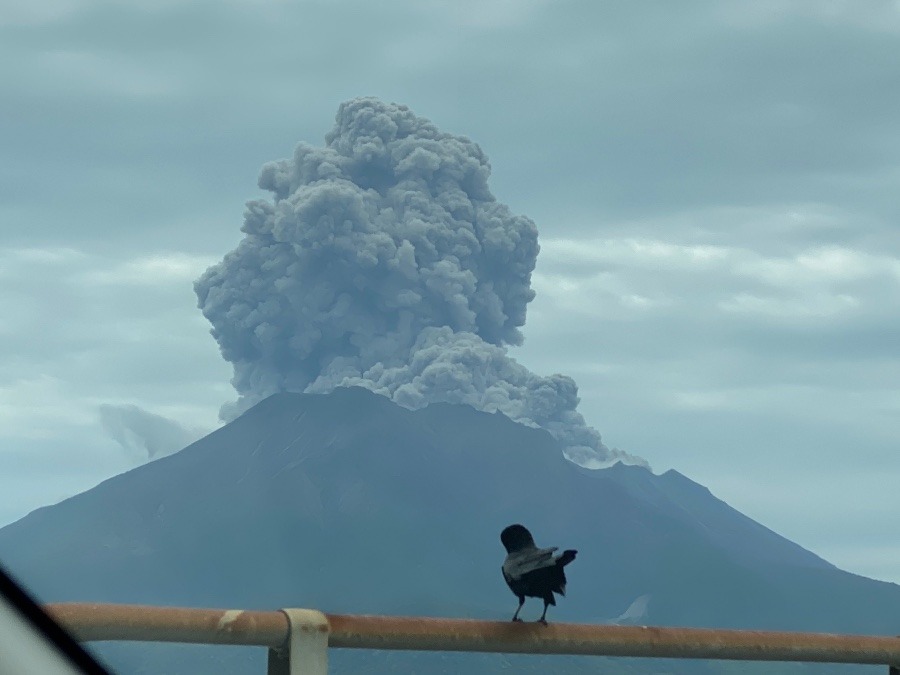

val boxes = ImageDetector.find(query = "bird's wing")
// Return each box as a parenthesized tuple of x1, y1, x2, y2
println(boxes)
(502, 547, 559, 580)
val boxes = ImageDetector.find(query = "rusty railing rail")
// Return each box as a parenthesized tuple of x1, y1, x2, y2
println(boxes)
(46, 602, 900, 675)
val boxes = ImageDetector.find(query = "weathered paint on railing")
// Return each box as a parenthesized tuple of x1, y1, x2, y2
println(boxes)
(47, 603, 288, 646)
(46, 602, 900, 668)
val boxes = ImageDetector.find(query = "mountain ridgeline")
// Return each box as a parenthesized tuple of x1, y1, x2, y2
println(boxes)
(1, 387, 898, 674)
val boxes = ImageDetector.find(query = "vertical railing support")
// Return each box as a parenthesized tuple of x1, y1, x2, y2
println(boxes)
(892, 635, 900, 675)
(891, 632, 900, 675)
(267, 609, 329, 675)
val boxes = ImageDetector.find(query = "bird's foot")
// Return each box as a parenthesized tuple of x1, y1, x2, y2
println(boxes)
(536, 618, 548, 626)
(511, 617, 523, 622)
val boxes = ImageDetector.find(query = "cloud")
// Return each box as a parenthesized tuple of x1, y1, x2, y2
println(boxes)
(99, 404, 205, 462)
(195, 97, 646, 468)
(0, 0, 81, 27)
(77, 252, 220, 286)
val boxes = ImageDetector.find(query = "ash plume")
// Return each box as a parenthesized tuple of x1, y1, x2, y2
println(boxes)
(195, 97, 646, 468)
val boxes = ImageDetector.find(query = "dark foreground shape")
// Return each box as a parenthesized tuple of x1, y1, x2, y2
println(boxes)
(500, 524, 578, 624)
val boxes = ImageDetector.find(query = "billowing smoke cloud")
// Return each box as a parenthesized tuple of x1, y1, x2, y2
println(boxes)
(195, 97, 646, 468)
(99, 404, 203, 462)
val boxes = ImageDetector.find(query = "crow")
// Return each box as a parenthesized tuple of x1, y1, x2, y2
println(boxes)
(500, 524, 577, 624)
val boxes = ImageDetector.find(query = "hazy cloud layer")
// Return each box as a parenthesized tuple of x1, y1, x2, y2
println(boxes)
(195, 98, 643, 467)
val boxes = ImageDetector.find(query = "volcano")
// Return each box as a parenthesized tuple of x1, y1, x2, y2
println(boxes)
(1, 387, 897, 674)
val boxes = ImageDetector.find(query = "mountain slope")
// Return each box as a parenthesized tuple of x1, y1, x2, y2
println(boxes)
(1, 387, 897, 674)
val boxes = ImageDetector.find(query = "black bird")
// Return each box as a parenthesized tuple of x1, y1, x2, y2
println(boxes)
(500, 524, 577, 624)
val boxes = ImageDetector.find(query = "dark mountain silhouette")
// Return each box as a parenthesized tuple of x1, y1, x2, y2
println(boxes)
(1, 387, 897, 674)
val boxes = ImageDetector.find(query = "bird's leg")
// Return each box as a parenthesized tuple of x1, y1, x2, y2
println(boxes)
(511, 596, 524, 622)
(537, 600, 549, 625)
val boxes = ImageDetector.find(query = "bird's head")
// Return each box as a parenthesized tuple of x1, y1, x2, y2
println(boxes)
(500, 524, 536, 553)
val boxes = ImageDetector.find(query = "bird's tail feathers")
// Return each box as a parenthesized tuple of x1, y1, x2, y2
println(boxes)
(557, 549, 577, 567)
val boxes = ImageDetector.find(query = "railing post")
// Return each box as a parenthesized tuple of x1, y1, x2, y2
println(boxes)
(266, 609, 329, 675)
(892, 635, 900, 675)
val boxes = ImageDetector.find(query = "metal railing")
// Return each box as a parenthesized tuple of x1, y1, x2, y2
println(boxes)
(46, 603, 900, 674)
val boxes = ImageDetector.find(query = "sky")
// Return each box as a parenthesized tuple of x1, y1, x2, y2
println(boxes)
(2, 1, 899, 584)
